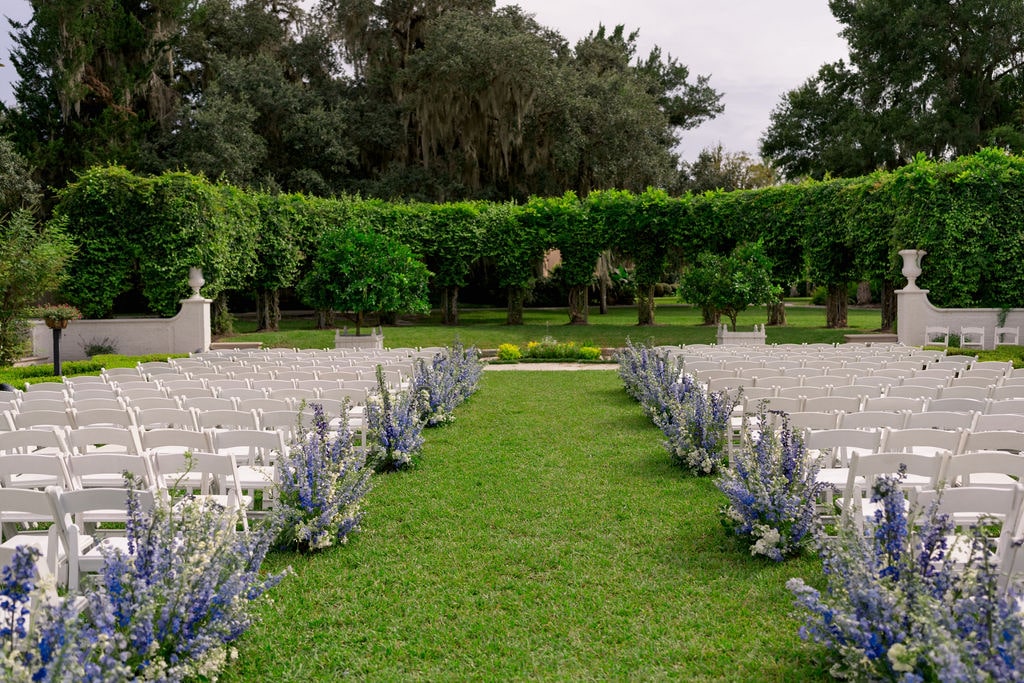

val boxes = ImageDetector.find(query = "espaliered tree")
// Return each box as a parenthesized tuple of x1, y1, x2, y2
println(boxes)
(802, 179, 859, 328)
(251, 193, 310, 332)
(527, 193, 603, 325)
(595, 188, 677, 326)
(484, 202, 546, 326)
(418, 203, 483, 326)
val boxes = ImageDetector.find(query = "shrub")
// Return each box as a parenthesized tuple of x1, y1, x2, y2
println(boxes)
(716, 406, 823, 561)
(412, 341, 484, 427)
(80, 337, 118, 357)
(275, 401, 373, 552)
(366, 365, 426, 471)
(496, 343, 521, 361)
(788, 472, 1024, 681)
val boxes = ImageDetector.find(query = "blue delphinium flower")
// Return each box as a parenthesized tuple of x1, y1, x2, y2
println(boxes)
(367, 364, 427, 471)
(617, 340, 738, 475)
(716, 406, 824, 561)
(788, 472, 1024, 680)
(412, 341, 484, 426)
(276, 400, 372, 551)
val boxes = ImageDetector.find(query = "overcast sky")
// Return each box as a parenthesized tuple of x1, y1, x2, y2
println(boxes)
(0, 0, 848, 162)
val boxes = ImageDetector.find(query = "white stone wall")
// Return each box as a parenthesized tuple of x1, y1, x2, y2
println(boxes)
(28, 297, 212, 362)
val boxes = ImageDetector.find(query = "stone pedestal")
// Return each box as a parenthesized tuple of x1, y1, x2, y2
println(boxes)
(335, 326, 384, 350)
(716, 323, 766, 346)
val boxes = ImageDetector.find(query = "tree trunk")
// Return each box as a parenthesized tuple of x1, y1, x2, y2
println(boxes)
(880, 279, 896, 331)
(825, 283, 848, 329)
(767, 300, 787, 326)
(567, 284, 588, 324)
(637, 284, 656, 325)
(255, 289, 281, 332)
(597, 250, 610, 314)
(314, 309, 330, 330)
(212, 292, 234, 336)
(700, 304, 720, 326)
(506, 286, 525, 325)
(441, 286, 459, 325)
(856, 280, 872, 305)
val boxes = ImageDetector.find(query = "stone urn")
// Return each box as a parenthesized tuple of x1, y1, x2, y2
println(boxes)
(188, 267, 206, 299)
(899, 249, 926, 290)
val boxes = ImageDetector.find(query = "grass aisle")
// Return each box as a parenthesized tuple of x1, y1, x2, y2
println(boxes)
(223, 371, 828, 681)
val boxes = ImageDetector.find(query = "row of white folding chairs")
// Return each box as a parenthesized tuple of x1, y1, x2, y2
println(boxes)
(2, 398, 365, 436)
(1, 466, 261, 591)
(108, 376, 385, 396)
(0, 426, 288, 528)
(670, 342, 943, 358)
(735, 382, 1024, 405)
(838, 448, 1024, 529)
(685, 354, 987, 375)
(700, 362, 1007, 386)
(783, 409, 1023, 435)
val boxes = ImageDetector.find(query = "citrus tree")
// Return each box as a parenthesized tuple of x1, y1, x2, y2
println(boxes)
(297, 224, 431, 335)
(679, 241, 782, 331)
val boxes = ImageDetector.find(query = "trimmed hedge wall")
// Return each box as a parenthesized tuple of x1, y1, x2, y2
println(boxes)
(49, 149, 1024, 327)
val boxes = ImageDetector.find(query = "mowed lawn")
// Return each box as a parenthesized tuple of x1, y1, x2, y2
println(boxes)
(226, 302, 882, 350)
(221, 371, 829, 681)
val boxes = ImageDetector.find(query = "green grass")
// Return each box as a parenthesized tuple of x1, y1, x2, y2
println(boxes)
(220, 371, 829, 681)
(224, 303, 883, 350)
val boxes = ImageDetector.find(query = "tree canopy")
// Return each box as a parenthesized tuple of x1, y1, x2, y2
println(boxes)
(2, 0, 723, 204)
(761, 0, 1024, 180)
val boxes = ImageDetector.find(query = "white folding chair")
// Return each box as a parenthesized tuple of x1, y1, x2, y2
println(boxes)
(959, 326, 985, 350)
(904, 411, 977, 431)
(926, 397, 989, 414)
(944, 450, 1024, 489)
(69, 406, 137, 429)
(0, 488, 62, 580)
(925, 326, 949, 347)
(863, 396, 925, 413)
(841, 450, 948, 528)
(133, 406, 199, 431)
(150, 451, 250, 530)
(803, 395, 862, 414)
(995, 327, 1020, 346)
(193, 408, 260, 432)
(961, 429, 1024, 455)
(47, 485, 157, 590)
(939, 385, 992, 401)
(208, 429, 287, 514)
(879, 427, 966, 457)
(838, 410, 909, 431)
(179, 396, 239, 412)
(973, 414, 1024, 432)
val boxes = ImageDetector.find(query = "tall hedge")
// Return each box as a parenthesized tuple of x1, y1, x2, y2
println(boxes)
(47, 150, 1024, 329)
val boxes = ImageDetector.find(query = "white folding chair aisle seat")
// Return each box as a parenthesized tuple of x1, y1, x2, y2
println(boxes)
(149, 450, 252, 530)
(0, 487, 62, 580)
(209, 429, 288, 513)
(841, 450, 948, 529)
(46, 486, 157, 591)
